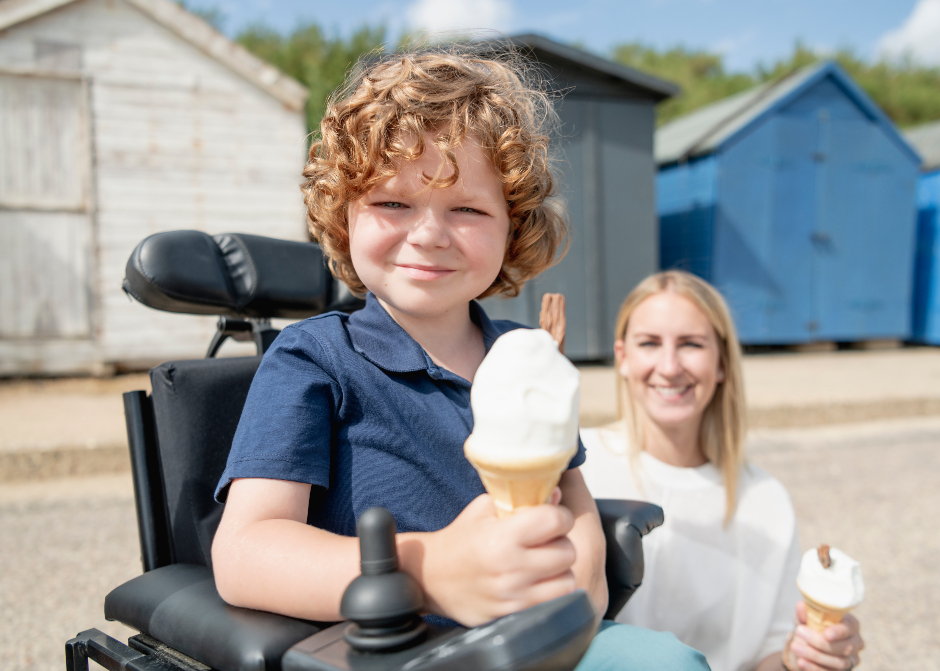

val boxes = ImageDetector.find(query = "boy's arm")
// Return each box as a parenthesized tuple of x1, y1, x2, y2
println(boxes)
(559, 467, 609, 618)
(212, 477, 360, 621)
(214, 478, 588, 627)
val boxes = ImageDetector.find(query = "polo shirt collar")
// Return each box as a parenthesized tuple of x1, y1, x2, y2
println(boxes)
(347, 293, 504, 374)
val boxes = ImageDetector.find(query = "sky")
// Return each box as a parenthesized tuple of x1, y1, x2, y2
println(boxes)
(182, 0, 940, 72)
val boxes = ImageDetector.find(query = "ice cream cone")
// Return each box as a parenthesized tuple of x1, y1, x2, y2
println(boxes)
(800, 590, 853, 633)
(465, 442, 576, 518)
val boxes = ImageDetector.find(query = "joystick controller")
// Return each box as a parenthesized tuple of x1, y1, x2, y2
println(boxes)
(340, 507, 428, 652)
(282, 507, 596, 671)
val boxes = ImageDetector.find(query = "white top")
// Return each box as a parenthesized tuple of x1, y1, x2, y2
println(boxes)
(580, 427, 801, 671)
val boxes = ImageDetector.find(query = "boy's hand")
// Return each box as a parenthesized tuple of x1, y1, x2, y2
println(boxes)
(403, 493, 578, 627)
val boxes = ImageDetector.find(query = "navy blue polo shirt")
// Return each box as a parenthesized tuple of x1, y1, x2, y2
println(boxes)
(216, 293, 586, 538)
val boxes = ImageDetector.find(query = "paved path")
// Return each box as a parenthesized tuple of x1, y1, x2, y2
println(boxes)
(4, 347, 940, 481)
(2, 418, 938, 671)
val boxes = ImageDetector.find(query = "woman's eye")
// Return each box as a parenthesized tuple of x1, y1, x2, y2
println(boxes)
(638, 340, 658, 347)
(681, 341, 704, 348)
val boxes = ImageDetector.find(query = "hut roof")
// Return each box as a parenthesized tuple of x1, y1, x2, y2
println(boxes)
(0, 0, 308, 111)
(904, 119, 940, 172)
(504, 33, 679, 101)
(655, 60, 919, 166)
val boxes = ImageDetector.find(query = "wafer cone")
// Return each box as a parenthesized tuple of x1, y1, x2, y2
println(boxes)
(800, 590, 853, 633)
(464, 442, 576, 518)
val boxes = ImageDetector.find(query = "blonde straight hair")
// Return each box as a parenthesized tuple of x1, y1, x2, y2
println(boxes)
(613, 271, 747, 524)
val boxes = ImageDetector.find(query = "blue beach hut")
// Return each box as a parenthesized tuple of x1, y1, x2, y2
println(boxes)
(655, 62, 921, 345)
(905, 120, 940, 344)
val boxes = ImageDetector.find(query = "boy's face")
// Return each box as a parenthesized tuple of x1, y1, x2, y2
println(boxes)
(347, 133, 510, 322)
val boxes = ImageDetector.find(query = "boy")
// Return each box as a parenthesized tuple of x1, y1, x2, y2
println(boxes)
(213, 46, 708, 670)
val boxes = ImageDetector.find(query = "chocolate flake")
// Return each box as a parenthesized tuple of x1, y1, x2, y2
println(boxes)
(539, 293, 567, 356)
(817, 544, 831, 569)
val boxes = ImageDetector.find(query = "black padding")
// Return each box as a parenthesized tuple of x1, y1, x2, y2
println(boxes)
(105, 564, 325, 671)
(123, 230, 331, 319)
(149, 356, 262, 568)
(595, 499, 664, 619)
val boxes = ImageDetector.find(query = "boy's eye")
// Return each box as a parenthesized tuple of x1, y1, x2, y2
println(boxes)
(456, 206, 484, 215)
(377, 201, 405, 209)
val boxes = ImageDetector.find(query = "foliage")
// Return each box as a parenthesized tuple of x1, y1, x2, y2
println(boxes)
(613, 41, 940, 129)
(236, 24, 388, 133)
(611, 43, 753, 126)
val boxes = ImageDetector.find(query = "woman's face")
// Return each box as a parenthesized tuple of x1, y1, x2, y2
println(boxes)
(616, 291, 725, 432)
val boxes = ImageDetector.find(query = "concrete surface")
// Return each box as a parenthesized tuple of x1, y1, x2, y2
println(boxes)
(2, 418, 937, 671)
(3, 347, 940, 480)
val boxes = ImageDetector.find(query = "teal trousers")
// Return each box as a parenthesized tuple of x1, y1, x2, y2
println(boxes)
(575, 620, 711, 670)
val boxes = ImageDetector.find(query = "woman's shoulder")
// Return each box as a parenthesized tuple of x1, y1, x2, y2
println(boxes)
(737, 462, 796, 530)
(580, 424, 631, 462)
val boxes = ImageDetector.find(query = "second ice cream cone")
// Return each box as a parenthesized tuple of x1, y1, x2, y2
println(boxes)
(800, 591, 852, 633)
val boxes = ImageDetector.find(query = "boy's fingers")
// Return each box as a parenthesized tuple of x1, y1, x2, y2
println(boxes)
(550, 487, 562, 506)
(507, 504, 574, 546)
(514, 537, 577, 577)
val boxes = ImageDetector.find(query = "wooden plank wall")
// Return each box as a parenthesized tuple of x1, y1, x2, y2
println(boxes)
(0, 0, 309, 373)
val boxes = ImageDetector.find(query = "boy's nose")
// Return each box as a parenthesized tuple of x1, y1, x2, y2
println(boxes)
(406, 210, 450, 248)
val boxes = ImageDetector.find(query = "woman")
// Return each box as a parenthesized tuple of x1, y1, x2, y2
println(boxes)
(579, 271, 865, 671)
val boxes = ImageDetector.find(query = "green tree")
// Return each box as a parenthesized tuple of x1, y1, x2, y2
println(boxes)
(236, 23, 388, 133)
(612, 40, 940, 129)
(763, 47, 940, 128)
(611, 43, 754, 126)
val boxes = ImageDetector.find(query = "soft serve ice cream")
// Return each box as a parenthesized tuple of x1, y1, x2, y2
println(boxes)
(464, 328, 580, 517)
(796, 544, 864, 632)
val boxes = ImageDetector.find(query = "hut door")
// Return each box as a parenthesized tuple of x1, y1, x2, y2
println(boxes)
(0, 73, 92, 340)
(813, 115, 914, 340)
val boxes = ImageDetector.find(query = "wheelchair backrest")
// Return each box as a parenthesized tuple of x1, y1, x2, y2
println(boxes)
(122, 230, 337, 572)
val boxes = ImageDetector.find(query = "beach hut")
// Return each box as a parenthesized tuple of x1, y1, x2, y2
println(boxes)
(483, 34, 678, 361)
(0, 0, 309, 375)
(905, 120, 940, 344)
(656, 61, 921, 345)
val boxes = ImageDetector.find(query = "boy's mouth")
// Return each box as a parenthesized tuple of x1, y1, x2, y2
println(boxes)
(397, 264, 455, 280)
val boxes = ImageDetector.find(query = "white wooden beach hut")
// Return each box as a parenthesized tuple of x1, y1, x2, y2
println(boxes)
(0, 0, 309, 375)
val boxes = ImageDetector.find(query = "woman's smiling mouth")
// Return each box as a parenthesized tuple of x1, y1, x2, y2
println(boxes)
(651, 384, 693, 399)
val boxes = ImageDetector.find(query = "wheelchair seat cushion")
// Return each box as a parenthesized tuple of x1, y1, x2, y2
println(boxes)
(105, 564, 324, 671)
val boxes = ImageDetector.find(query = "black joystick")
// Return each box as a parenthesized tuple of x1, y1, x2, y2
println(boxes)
(340, 507, 428, 652)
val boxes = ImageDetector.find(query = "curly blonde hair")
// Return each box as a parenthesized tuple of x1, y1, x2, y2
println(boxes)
(613, 271, 747, 524)
(301, 45, 568, 298)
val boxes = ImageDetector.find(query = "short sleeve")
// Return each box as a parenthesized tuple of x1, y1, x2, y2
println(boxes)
(214, 326, 342, 502)
(568, 434, 587, 469)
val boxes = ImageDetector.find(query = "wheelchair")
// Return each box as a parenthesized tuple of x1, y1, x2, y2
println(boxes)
(65, 231, 665, 671)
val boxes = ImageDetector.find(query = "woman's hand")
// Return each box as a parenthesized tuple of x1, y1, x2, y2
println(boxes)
(400, 493, 578, 627)
(786, 601, 865, 670)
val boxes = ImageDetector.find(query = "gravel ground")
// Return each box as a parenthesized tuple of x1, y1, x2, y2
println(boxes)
(2, 420, 938, 671)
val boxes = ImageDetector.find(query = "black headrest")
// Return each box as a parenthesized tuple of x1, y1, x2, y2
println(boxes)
(123, 231, 333, 320)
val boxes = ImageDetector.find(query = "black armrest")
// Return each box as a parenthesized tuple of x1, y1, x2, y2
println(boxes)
(123, 230, 332, 319)
(105, 564, 326, 671)
(595, 499, 664, 620)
